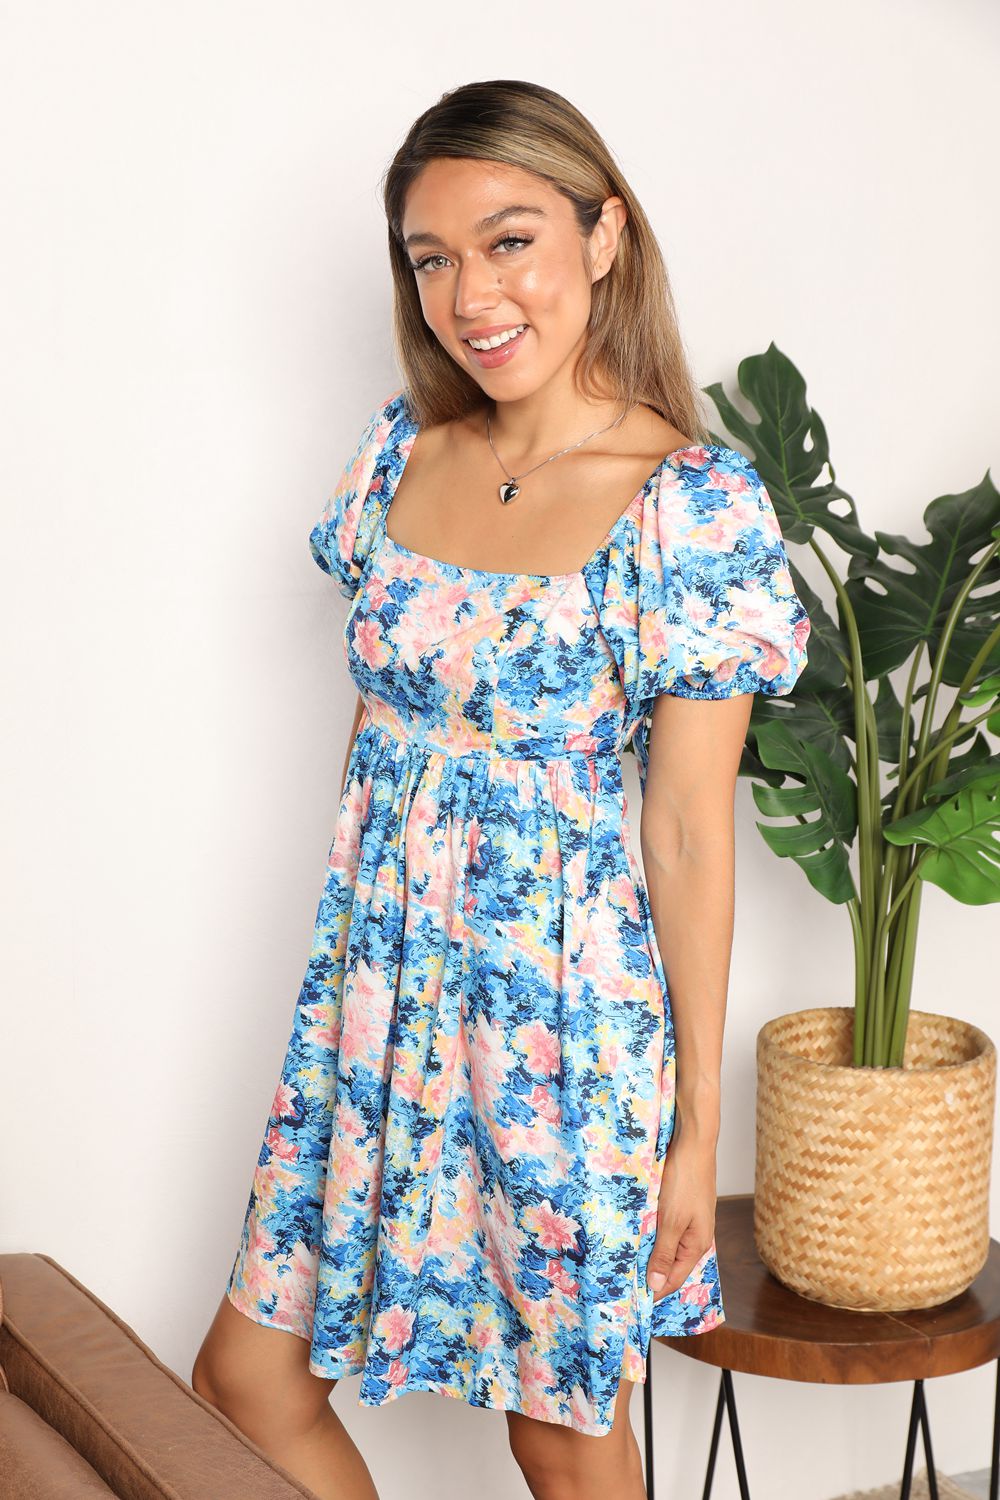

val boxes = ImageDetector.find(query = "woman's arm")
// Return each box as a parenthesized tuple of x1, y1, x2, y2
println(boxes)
(339, 692, 367, 800)
(639, 688, 753, 1300)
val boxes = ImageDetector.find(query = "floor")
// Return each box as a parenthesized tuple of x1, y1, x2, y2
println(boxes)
(951, 1470, 991, 1499)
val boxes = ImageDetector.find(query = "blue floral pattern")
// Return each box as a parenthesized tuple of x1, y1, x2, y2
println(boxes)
(226, 390, 810, 1435)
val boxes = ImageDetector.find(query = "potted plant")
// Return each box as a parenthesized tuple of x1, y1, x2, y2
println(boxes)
(705, 344, 1000, 1312)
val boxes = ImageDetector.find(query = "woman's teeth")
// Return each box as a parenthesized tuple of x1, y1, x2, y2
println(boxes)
(466, 324, 528, 350)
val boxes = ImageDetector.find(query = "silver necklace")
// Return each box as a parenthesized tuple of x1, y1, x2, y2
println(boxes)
(486, 403, 636, 504)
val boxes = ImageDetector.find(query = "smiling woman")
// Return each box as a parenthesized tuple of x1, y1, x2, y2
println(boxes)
(192, 78, 810, 1500)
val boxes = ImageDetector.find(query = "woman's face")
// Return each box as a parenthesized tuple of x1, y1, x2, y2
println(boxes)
(400, 157, 624, 402)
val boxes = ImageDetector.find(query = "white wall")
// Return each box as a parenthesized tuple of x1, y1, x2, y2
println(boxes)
(2, 2, 998, 1496)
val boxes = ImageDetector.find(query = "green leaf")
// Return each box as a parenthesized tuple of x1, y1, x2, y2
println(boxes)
(884, 783, 1000, 904)
(702, 342, 878, 560)
(959, 672, 1000, 734)
(784, 561, 846, 691)
(960, 672, 1000, 707)
(844, 475, 1000, 683)
(749, 719, 859, 903)
(921, 743, 1000, 802)
(749, 677, 857, 778)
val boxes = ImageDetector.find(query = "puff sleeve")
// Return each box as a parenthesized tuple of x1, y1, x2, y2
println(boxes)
(308, 390, 406, 600)
(633, 445, 810, 708)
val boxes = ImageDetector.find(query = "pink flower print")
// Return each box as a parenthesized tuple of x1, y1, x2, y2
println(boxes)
(523, 1199, 581, 1254)
(494, 1118, 563, 1165)
(339, 1001, 386, 1073)
(529, 1083, 561, 1124)
(576, 897, 628, 980)
(375, 1303, 416, 1354)
(269, 1081, 299, 1122)
(516, 1346, 558, 1392)
(303, 1013, 341, 1050)
(523, 1393, 559, 1424)
(569, 1384, 599, 1433)
(362, 571, 394, 612)
(470, 1322, 501, 1354)
(393, 1067, 424, 1102)
(680, 1279, 712, 1307)
(265, 1126, 299, 1163)
(545, 1258, 579, 1297)
(564, 730, 603, 755)
(387, 1358, 409, 1389)
(638, 611, 672, 669)
(483, 1184, 530, 1268)
(680, 586, 714, 632)
(587, 1138, 632, 1176)
(244, 1211, 275, 1263)
(469, 1012, 520, 1111)
(393, 601, 453, 671)
(706, 460, 752, 495)
(352, 616, 393, 672)
(543, 587, 586, 646)
(698, 1306, 725, 1331)
(515, 1020, 561, 1076)
(423, 1063, 455, 1120)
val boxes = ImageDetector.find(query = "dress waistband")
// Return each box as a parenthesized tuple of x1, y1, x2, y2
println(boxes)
(358, 710, 623, 765)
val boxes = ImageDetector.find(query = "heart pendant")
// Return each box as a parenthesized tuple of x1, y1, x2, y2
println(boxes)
(500, 480, 520, 504)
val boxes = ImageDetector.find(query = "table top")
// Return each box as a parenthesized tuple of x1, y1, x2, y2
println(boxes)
(656, 1193, 1000, 1383)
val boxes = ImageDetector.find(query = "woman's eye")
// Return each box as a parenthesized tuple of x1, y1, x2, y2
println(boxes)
(493, 234, 533, 254)
(410, 235, 533, 275)
(411, 253, 449, 274)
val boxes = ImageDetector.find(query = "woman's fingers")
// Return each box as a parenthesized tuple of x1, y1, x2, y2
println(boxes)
(646, 1216, 711, 1300)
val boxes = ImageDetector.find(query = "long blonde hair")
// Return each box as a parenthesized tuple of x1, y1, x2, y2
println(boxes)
(380, 79, 710, 442)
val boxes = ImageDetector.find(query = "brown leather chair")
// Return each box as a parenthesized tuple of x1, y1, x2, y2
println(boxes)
(0, 1252, 318, 1498)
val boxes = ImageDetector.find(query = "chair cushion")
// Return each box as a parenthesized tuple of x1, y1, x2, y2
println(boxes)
(0, 1253, 316, 1499)
(0, 1390, 116, 1497)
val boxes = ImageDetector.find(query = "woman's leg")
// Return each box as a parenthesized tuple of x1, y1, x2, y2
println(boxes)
(191, 1294, 379, 1500)
(506, 1375, 646, 1500)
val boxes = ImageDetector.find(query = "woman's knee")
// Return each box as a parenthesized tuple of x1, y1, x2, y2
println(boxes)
(191, 1292, 336, 1441)
(506, 1381, 641, 1499)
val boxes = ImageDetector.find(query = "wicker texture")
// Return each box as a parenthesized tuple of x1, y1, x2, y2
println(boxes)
(826, 1470, 979, 1499)
(754, 1007, 996, 1311)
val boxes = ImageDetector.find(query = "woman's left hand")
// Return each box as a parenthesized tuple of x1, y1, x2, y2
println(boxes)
(646, 1133, 718, 1301)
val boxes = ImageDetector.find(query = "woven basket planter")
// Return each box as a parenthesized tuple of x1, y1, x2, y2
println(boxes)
(754, 1006, 996, 1312)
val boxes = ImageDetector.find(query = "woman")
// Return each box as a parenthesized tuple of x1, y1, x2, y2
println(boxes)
(192, 79, 810, 1500)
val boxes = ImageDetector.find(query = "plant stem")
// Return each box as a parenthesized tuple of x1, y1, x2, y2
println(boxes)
(810, 536, 876, 1046)
(893, 705, 998, 807)
(887, 883, 923, 1065)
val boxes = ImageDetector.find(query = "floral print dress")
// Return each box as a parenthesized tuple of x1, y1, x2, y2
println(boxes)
(226, 390, 811, 1436)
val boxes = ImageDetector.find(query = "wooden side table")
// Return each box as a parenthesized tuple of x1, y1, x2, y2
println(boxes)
(643, 1193, 1000, 1500)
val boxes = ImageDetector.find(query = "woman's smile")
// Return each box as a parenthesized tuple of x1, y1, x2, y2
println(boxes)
(463, 323, 530, 368)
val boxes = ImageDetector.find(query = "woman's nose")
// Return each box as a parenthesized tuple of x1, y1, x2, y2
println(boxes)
(453, 254, 501, 319)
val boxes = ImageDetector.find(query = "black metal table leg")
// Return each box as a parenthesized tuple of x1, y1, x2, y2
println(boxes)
(992, 1359, 1000, 1500)
(701, 1375, 726, 1500)
(644, 1346, 654, 1499)
(700, 1370, 751, 1500)
(899, 1380, 938, 1500)
(685, 1354, 1000, 1500)
(918, 1382, 939, 1500)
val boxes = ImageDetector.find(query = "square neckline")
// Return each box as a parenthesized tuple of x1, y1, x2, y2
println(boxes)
(376, 416, 735, 584)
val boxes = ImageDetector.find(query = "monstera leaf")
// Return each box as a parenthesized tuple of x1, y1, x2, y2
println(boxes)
(703, 342, 998, 1054)
(784, 561, 846, 691)
(703, 343, 878, 560)
(922, 744, 1000, 801)
(884, 781, 1000, 904)
(845, 487, 1000, 683)
(960, 672, 1000, 734)
(748, 718, 858, 903)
